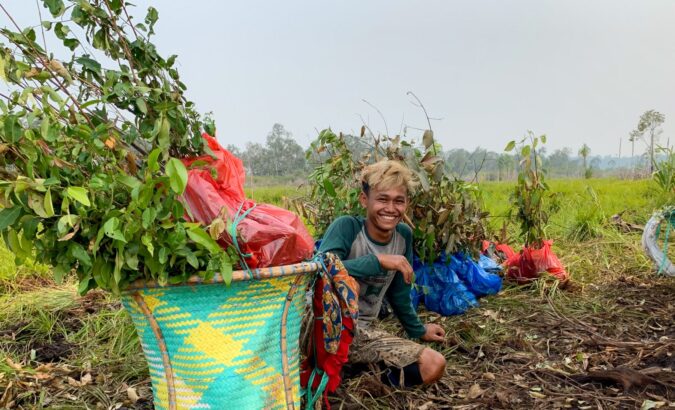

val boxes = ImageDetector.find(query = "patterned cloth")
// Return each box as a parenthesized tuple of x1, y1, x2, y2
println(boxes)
(349, 326, 426, 369)
(317, 252, 360, 354)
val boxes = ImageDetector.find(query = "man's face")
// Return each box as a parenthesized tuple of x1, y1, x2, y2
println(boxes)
(359, 184, 408, 236)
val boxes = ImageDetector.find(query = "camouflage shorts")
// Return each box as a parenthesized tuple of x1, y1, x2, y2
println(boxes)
(348, 326, 426, 369)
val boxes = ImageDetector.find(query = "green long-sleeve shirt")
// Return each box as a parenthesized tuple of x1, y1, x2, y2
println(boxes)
(319, 216, 426, 339)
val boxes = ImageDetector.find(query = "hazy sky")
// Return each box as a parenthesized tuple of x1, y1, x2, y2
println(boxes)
(5, 1, 675, 155)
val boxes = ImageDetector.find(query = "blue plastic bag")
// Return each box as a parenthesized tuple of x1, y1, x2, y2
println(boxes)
(412, 256, 479, 316)
(451, 253, 502, 297)
(478, 254, 503, 275)
(410, 260, 431, 309)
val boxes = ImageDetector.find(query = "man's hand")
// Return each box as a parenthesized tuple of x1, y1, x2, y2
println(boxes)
(376, 254, 413, 284)
(420, 323, 446, 342)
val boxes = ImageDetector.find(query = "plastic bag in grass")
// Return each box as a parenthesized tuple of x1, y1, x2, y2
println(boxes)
(505, 240, 568, 284)
(412, 256, 478, 316)
(451, 253, 502, 297)
(478, 254, 503, 275)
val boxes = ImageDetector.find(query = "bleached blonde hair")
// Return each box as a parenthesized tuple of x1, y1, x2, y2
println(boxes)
(360, 160, 416, 195)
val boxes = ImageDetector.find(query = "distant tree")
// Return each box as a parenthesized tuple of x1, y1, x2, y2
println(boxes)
(497, 154, 513, 181)
(579, 144, 591, 179)
(635, 110, 665, 173)
(243, 142, 267, 176)
(547, 148, 572, 177)
(445, 148, 472, 178)
(226, 144, 242, 158)
(590, 156, 601, 172)
(265, 123, 305, 176)
(235, 124, 307, 176)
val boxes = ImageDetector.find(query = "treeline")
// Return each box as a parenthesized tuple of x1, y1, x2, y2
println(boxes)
(229, 121, 667, 181)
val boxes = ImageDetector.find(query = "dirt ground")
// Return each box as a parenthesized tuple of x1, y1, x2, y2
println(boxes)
(331, 274, 675, 410)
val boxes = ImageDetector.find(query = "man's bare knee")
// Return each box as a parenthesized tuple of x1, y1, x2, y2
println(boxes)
(419, 348, 446, 384)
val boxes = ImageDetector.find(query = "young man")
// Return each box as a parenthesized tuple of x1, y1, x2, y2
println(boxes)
(319, 160, 447, 386)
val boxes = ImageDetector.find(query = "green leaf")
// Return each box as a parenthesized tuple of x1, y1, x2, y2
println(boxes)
(142, 233, 154, 256)
(166, 158, 188, 195)
(521, 145, 531, 158)
(147, 148, 161, 173)
(125, 251, 139, 270)
(76, 56, 101, 73)
(0, 55, 6, 82)
(158, 116, 170, 151)
(53, 264, 68, 284)
(44, 189, 55, 217)
(103, 217, 127, 243)
(63, 38, 79, 51)
(504, 140, 516, 152)
(540, 135, 547, 144)
(4, 115, 22, 143)
(78, 276, 92, 295)
(323, 179, 336, 197)
(118, 175, 141, 189)
(142, 207, 157, 229)
(44, 0, 66, 17)
(22, 217, 40, 240)
(145, 6, 159, 33)
(220, 257, 233, 286)
(0, 207, 22, 231)
(41, 118, 50, 139)
(186, 251, 199, 269)
(158, 247, 168, 264)
(92, 258, 112, 289)
(66, 186, 91, 207)
(28, 193, 49, 218)
(69, 243, 92, 267)
(136, 98, 148, 115)
(187, 227, 222, 254)
(6, 229, 23, 257)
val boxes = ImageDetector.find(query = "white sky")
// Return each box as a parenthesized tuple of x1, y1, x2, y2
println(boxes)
(4, 0, 675, 155)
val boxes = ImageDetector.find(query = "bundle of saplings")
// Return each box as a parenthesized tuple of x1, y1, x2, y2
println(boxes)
(295, 127, 499, 316)
(0, 0, 236, 294)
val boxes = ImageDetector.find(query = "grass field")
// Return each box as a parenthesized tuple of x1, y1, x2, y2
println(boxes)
(0, 177, 673, 409)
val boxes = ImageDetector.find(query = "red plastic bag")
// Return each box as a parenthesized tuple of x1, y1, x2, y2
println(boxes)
(482, 240, 516, 262)
(505, 240, 568, 283)
(179, 133, 314, 268)
(236, 204, 315, 268)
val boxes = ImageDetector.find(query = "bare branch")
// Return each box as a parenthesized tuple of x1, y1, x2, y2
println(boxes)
(361, 99, 389, 137)
(35, 0, 48, 52)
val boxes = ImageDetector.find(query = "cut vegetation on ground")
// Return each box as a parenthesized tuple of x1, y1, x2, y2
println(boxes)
(0, 179, 673, 409)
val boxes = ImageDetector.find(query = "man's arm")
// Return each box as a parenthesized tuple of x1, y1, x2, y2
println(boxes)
(318, 216, 383, 278)
(386, 224, 426, 338)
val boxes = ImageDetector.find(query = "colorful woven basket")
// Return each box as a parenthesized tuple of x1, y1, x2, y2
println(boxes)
(121, 262, 319, 410)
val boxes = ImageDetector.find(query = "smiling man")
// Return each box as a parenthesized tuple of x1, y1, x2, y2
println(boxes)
(319, 160, 447, 387)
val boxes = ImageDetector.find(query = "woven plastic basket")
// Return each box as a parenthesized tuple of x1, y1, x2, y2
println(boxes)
(121, 262, 319, 410)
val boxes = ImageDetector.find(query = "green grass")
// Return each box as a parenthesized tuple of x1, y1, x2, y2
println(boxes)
(480, 178, 661, 238)
(244, 185, 306, 206)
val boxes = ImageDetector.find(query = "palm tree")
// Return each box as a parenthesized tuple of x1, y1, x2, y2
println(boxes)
(579, 144, 591, 179)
